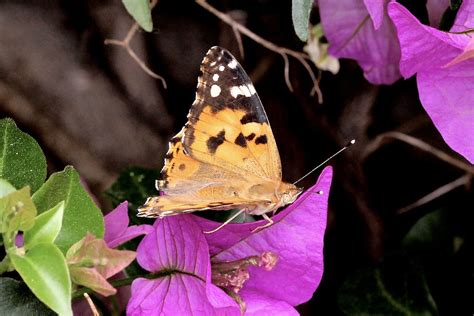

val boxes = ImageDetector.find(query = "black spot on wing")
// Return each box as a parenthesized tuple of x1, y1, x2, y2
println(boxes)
(240, 112, 266, 124)
(159, 172, 169, 190)
(234, 133, 247, 148)
(179, 163, 186, 170)
(255, 135, 268, 145)
(246, 133, 256, 141)
(170, 137, 181, 144)
(206, 130, 226, 153)
(160, 169, 168, 179)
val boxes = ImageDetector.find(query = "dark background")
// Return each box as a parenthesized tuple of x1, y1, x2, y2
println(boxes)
(0, 0, 472, 314)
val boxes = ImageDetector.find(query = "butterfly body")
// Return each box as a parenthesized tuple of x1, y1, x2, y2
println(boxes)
(138, 46, 302, 222)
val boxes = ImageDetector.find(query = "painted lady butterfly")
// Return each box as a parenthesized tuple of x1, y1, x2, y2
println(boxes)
(138, 46, 302, 232)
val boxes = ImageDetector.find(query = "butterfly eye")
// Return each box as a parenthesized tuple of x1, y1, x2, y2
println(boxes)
(282, 193, 291, 204)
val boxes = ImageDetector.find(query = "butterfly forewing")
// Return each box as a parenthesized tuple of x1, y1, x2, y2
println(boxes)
(183, 46, 282, 181)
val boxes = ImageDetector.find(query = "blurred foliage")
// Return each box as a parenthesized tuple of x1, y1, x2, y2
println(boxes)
(338, 256, 438, 315)
(105, 166, 158, 226)
(0, 277, 55, 316)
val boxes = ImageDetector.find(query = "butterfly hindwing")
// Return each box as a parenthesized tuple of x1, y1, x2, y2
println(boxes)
(183, 46, 282, 181)
(158, 128, 245, 196)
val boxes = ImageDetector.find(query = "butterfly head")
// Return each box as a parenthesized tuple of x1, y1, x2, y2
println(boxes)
(278, 182, 303, 206)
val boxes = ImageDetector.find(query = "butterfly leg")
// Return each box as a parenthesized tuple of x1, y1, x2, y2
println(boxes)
(203, 208, 247, 234)
(251, 213, 274, 233)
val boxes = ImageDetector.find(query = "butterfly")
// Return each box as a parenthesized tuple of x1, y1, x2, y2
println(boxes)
(137, 46, 303, 232)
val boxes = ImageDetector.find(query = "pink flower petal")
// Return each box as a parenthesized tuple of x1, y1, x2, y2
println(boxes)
(416, 62, 474, 163)
(130, 215, 240, 315)
(198, 167, 333, 307)
(106, 225, 153, 249)
(206, 282, 242, 314)
(127, 276, 232, 316)
(445, 38, 474, 67)
(389, 2, 474, 163)
(104, 201, 129, 242)
(363, 0, 385, 29)
(136, 216, 209, 277)
(319, 0, 401, 84)
(388, 3, 469, 77)
(243, 291, 299, 316)
(104, 201, 153, 248)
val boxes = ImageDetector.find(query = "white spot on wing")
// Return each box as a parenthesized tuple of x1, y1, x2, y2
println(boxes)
(213, 74, 219, 81)
(219, 65, 225, 71)
(210, 61, 216, 66)
(230, 86, 241, 98)
(230, 85, 256, 98)
(210, 85, 221, 97)
(248, 84, 256, 95)
(228, 59, 238, 69)
(241, 85, 251, 97)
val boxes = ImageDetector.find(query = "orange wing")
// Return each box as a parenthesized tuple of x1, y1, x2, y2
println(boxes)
(137, 130, 267, 217)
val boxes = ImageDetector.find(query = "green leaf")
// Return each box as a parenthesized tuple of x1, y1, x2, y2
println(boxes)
(0, 118, 47, 193)
(403, 209, 452, 253)
(292, 0, 312, 42)
(0, 179, 16, 198)
(122, 0, 153, 32)
(0, 187, 37, 235)
(9, 243, 72, 316)
(24, 201, 65, 250)
(338, 257, 438, 316)
(0, 277, 55, 316)
(105, 166, 158, 225)
(402, 207, 464, 259)
(32, 166, 104, 253)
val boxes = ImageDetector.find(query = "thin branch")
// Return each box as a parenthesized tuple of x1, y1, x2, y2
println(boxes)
(232, 26, 245, 59)
(364, 132, 474, 174)
(105, 0, 167, 88)
(196, 0, 323, 103)
(84, 293, 100, 316)
(281, 53, 293, 92)
(397, 174, 471, 215)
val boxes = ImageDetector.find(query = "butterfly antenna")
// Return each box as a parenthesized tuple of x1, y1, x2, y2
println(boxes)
(293, 139, 356, 185)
